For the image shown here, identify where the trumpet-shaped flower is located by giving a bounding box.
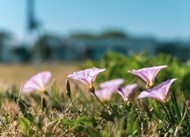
[22,71,52,92]
[138,78,177,102]
[100,79,124,89]
[67,67,105,89]
[128,65,167,88]
[117,83,138,102]
[94,88,113,101]
[92,79,124,101]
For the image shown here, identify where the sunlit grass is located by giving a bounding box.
[0,63,78,91]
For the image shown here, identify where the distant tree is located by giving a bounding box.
[99,31,127,39]
[156,42,178,54]
[156,42,190,61]
[0,31,11,61]
[34,34,60,61]
[0,31,11,41]
[69,31,128,40]
[12,47,31,63]
[69,33,96,40]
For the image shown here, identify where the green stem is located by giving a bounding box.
[92,92,109,111]
[69,97,81,114]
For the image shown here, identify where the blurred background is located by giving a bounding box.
[0,0,190,63]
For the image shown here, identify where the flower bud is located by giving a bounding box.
[41,96,47,111]
[66,79,71,98]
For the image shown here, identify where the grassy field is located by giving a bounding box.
[1,53,190,136]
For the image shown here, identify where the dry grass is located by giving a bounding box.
[0,63,79,91]
[0,62,84,136]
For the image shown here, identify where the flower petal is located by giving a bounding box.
[138,78,177,102]
[67,67,105,87]
[22,71,52,92]
[94,88,113,101]
[122,83,138,96]
[117,88,129,102]
[128,65,167,85]
[100,79,124,89]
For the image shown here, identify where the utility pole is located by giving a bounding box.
[27,0,39,32]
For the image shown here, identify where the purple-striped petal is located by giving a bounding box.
[117,83,138,102]
[128,65,167,88]
[138,78,177,102]
[67,67,105,88]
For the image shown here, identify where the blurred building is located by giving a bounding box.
[0,31,190,63]
[65,37,155,60]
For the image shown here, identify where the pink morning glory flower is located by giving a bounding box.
[138,78,177,103]
[100,79,124,90]
[22,71,52,92]
[67,67,105,89]
[94,88,113,101]
[117,83,138,102]
[91,79,124,101]
[128,65,167,88]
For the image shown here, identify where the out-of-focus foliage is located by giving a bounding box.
[83,51,190,99]
[69,30,127,40]
[70,33,96,40]
[98,31,127,39]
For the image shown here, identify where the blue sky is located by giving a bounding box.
[0,0,190,40]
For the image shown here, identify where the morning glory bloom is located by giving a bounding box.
[94,88,113,101]
[128,65,167,88]
[91,79,124,101]
[117,83,138,102]
[100,79,124,90]
[67,67,105,91]
[138,78,177,103]
[22,71,52,92]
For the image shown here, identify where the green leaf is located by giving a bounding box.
[126,107,137,135]
[85,126,101,137]
[1,117,8,125]
[51,79,59,98]
[59,118,75,128]
[171,92,182,123]
[76,116,94,127]
[19,117,31,134]
[150,100,163,119]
